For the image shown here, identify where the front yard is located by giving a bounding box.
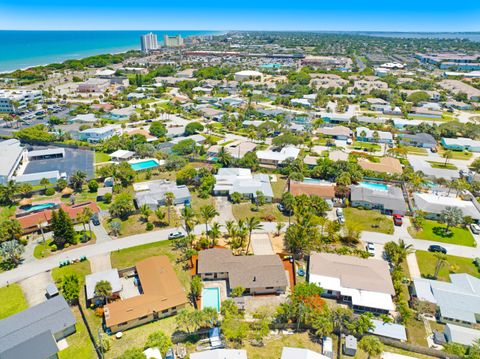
[344,208,394,234]
[232,203,288,222]
[438,148,472,160]
[416,250,480,281]
[427,161,458,170]
[350,141,381,152]
[408,219,476,247]
[0,284,28,319]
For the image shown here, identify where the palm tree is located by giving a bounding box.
[433,253,448,279]
[358,336,383,359]
[198,205,218,240]
[396,239,414,266]
[442,150,453,167]
[139,204,152,223]
[180,206,196,234]
[276,222,285,236]
[79,207,93,239]
[0,180,19,204]
[209,222,222,247]
[69,171,87,191]
[217,146,233,167]
[164,192,175,224]
[245,217,263,254]
[225,220,236,238]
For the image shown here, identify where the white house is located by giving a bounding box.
[234,70,263,81]
[413,192,480,221]
[213,168,273,201]
[256,146,300,166]
[79,126,116,143]
[356,127,393,143]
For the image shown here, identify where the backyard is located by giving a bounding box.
[408,219,476,247]
[415,250,480,282]
[344,208,394,234]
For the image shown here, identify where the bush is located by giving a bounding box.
[50,244,57,251]
[95,307,104,317]
[88,180,99,192]
[103,192,112,203]
[45,187,55,196]
[146,222,154,231]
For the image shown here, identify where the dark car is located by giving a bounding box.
[428,245,447,254]
[91,214,100,226]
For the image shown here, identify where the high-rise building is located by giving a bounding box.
[163,35,184,47]
[140,32,158,53]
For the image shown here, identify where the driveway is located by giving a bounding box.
[89,254,112,273]
[214,197,236,224]
[250,233,274,255]
[91,223,111,243]
[19,271,52,306]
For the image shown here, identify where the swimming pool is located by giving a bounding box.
[359,181,389,191]
[130,159,159,171]
[201,287,221,312]
[23,203,56,213]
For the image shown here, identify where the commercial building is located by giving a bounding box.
[163,34,184,47]
[140,32,158,53]
[256,146,300,166]
[197,248,288,295]
[351,184,407,215]
[0,296,76,359]
[213,168,273,201]
[0,139,26,185]
[77,78,110,93]
[309,252,396,314]
[134,179,191,209]
[104,256,188,333]
[234,70,263,81]
[413,192,480,221]
[0,89,42,113]
[411,274,480,327]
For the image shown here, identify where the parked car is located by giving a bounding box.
[430,147,438,153]
[393,214,403,226]
[428,245,447,254]
[470,223,480,234]
[91,214,100,226]
[168,231,185,240]
[165,348,175,359]
[336,208,344,217]
[337,216,345,225]
[366,242,375,256]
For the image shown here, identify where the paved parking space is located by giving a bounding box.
[251,233,274,255]
[214,197,236,224]
[19,271,52,306]
[89,254,112,273]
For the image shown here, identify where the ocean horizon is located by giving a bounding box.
[0,30,220,73]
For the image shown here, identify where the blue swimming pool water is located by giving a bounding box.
[359,181,389,191]
[130,159,159,171]
[24,203,56,212]
[202,287,221,312]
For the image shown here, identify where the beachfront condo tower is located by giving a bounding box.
[140,32,158,53]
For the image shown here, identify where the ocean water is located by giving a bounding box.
[0,30,218,73]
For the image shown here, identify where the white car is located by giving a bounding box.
[168,231,185,240]
[366,242,375,256]
[471,223,480,235]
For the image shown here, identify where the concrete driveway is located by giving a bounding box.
[251,233,274,255]
[19,271,52,306]
[214,197,236,224]
[89,254,112,273]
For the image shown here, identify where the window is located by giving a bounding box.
[162,309,169,314]
[266,287,274,290]
[139,315,149,320]
[119,322,128,326]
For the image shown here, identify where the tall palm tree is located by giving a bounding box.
[0,180,19,204]
[164,192,175,224]
[198,205,219,240]
[139,204,152,223]
[225,220,236,238]
[245,217,263,254]
[434,253,448,279]
[180,206,196,234]
[69,171,87,191]
[81,207,94,239]
[396,239,414,266]
[209,222,222,247]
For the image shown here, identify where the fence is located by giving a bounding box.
[378,336,459,359]
[76,303,103,359]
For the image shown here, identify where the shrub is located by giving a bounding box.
[95,307,104,317]
[103,192,112,203]
[45,187,55,196]
[146,222,154,231]
[88,180,99,192]
[261,214,276,222]
[50,244,57,251]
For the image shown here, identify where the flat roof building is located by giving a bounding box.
[134,179,191,209]
[0,139,26,185]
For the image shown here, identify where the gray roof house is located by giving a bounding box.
[85,269,122,301]
[213,168,273,200]
[350,184,407,215]
[197,248,288,295]
[398,133,437,149]
[411,273,480,326]
[445,323,480,346]
[134,179,191,209]
[0,295,76,359]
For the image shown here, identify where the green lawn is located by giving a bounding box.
[190,192,215,214]
[439,148,473,160]
[0,205,16,221]
[94,152,111,163]
[0,284,28,319]
[416,250,480,282]
[405,317,428,347]
[34,231,97,259]
[58,306,97,359]
[350,141,381,152]
[408,220,476,247]
[271,176,287,199]
[427,161,458,170]
[405,146,428,155]
[344,207,394,234]
[232,203,288,222]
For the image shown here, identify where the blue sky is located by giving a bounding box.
[1,0,479,31]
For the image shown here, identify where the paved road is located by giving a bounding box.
[0,222,279,287]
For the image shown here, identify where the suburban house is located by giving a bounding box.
[78,126,116,143]
[133,179,191,209]
[358,157,403,174]
[85,269,123,306]
[350,184,407,215]
[0,295,76,359]
[398,133,437,149]
[316,126,353,140]
[15,202,100,234]
[413,192,480,221]
[109,149,135,161]
[213,168,273,201]
[208,141,257,159]
[197,248,288,295]
[368,319,407,342]
[289,180,336,201]
[104,256,188,333]
[309,252,396,314]
[356,127,393,143]
[281,347,329,359]
[441,137,480,152]
[410,274,480,327]
[256,146,301,166]
[191,349,248,359]
[444,324,480,346]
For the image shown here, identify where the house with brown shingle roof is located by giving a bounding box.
[290,180,336,200]
[104,256,188,333]
[197,248,288,295]
[317,126,353,140]
[358,157,403,174]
